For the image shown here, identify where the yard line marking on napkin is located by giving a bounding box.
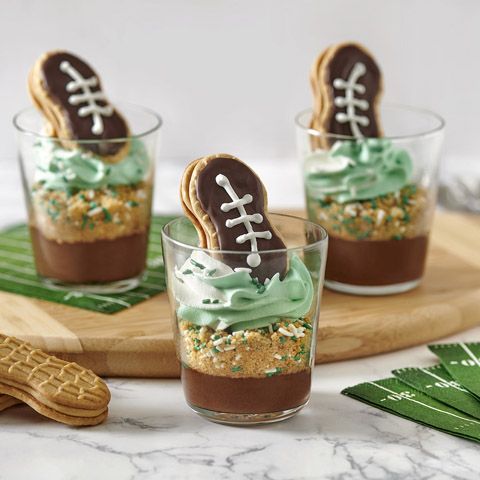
[60,292,132,308]
[0,264,142,307]
[144,271,164,278]
[0,262,37,275]
[368,382,480,424]
[0,238,32,249]
[122,291,150,299]
[0,251,33,263]
[2,232,29,241]
[140,281,163,289]
[0,232,31,241]
[419,368,468,392]
[77,293,131,308]
[459,343,480,367]
[0,272,132,308]
[0,272,58,291]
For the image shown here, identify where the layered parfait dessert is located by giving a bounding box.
[17,51,158,289]
[175,251,314,415]
[305,138,430,287]
[299,41,443,294]
[163,154,327,423]
[30,137,152,284]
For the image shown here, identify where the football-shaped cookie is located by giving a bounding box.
[311,42,383,141]
[29,51,129,161]
[181,154,288,283]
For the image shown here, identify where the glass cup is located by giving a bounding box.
[295,104,445,295]
[162,213,328,425]
[13,103,162,293]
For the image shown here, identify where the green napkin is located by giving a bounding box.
[429,343,480,399]
[392,365,480,420]
[0,215,175,314]
[342,377,480,443]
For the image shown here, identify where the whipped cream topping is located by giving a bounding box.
[305,138,413,203]
[173,251,314,331]
[34,137,150,190]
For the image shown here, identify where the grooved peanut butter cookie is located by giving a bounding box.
[29,51,129,162]
[180,154,288,282]
[180,158,208,248]
[0,393,20,412]
[311,42,383,142]
[0,333,110,426]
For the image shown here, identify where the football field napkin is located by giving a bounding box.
[0,215,174,314]
[429,343,480,399]
[342,377,480,443]
[343,343,480,443]
[392,364,480,420]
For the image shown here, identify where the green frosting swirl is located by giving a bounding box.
[174,252,314,331]
[305,139,413,203]
[34,137,150,190]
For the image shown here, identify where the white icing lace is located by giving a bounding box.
[215,174,272,269]
[59,60,114,135]
[333,62,369,138]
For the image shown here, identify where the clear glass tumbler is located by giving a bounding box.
[13,104,161,293]
[296,104,445,295]
[162,213,328,425]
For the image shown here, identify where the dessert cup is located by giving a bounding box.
[296,104,445,295]
[14,104,161,293]
[162,214,327,425]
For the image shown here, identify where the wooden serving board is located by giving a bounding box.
[0,211,479,378]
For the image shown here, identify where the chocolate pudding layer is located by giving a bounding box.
[177,318,314,414]
[31,227,148,283]
[29,179,152,283]
[182,366,311,414]
[327,235,429,286]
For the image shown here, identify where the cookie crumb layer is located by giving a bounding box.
[178,318,313,378]
[31,181,152,242]
[306,184,430,241]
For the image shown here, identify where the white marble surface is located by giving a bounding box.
[1,159,480,479]
[2,332,480,480]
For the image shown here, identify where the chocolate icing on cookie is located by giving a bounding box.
[316,43,382,139]
[195,157,287,282]
[40,52,128,156]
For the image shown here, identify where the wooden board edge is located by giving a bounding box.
[315,288,480,364]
